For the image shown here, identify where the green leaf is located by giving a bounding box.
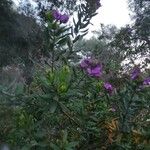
[50,143,60,150]
[21,145,30,150]
[55,27,71,37]
[56,37,68,46]
[49,101,58,113]
[67,141,78,148]
[15,83,24,95]
[51,22,58,30]
[35,131,46,139]
[62,130,68,143]
[46,12,53,22]
[30,140,38,146]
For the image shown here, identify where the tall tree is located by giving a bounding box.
[129,0,150,54]
[0,0,43,84]
[108,0,150,70]
[0,0,16,67]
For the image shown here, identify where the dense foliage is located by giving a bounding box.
[0,0,150,149]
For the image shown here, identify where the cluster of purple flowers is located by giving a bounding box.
[130,67,150,87]
[80,57,114,94]
[80,58,149,95]
[80,58,102,77]
[52,10,69,23]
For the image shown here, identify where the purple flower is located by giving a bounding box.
[60,14,69,23]
[104,82,113,93]
[137,77,150,91]
[80,57,103,78]
[80,58,92,69]
[52,10,61,21]
[87,65,102,77]
[52,10,69,24]
[143,77,150,85]
[130,67,141,80]
[96,0,101,9]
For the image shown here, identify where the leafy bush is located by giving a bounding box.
[0,2,150,150]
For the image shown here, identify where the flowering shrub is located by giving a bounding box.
[0,2,150,149]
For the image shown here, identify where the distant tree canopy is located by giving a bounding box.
[97,0,150,71]
[0,0,15,66]
[129,0,150,40]
[129,0,150,53]
[0,0,42,68]
[0,0,43,85]
[36,0,100,14]
[112,0,150,60]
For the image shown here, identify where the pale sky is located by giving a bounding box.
[86,0,131,37]
[92,0,131,27]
